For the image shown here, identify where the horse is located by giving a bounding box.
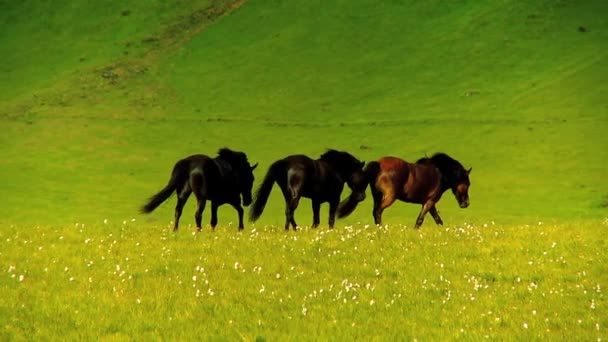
[140,148,258,231]
[361,153,471,228]
[249,150,367,230]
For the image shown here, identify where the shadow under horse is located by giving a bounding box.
[249,150,366,230]
[140,148,257,231]
[340,153,471,228]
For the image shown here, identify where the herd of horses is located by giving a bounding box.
[141,148,471,231]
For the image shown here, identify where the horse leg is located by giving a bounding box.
[210,202,219,230]
[328,198,339,229]
[282,175,302,231]
[287,196,300,230]
[374,187,396,226]
[174,185,191,231]
[190,172,207,231]
[429,206,443,226]
[371,187,384,225]
[311,200,321,228]
[194,198,206,231]
[229,199,245,230]
[282,192,300,230]
[415,201,435,229]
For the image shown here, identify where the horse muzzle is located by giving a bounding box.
[459,199,470,208]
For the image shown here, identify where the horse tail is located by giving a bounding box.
[364,160,381,189]
[140,162,186,213]
[337,165,372,219]
[249,160,282,222]
[337,190,365,218]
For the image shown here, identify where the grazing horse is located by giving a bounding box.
[364,153,471,228]
[249,150,366,230]
[140,148,257,231]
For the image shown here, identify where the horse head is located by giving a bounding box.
[430,153,471,208]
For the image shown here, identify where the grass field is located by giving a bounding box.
[0,0,606,339]
[1,221,606,340]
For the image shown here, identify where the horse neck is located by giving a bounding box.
[434,165,454,192]
[319,159,349,182]
[214,157,234,180]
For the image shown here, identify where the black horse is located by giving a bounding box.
[361,153,471,228]
[249,150,366,230]
[140,148,257,231]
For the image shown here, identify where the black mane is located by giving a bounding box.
[218,148,249,166]
[415,156,432,164]
[430,153,462,169]
[320,149,362,172]
[421,153,469,186]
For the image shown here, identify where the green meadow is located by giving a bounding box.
[0,0,606,339]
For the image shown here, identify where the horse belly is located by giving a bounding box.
[300,187,317,199]
[400,177,429,204]
[301,184,332,202]
[402,174,441,204]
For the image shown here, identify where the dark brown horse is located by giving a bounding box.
[360,153,471,228]
[249,150,366,230]
[140,148,257,231]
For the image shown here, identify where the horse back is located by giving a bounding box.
[280,154,341,199]
[177,154,214,175]
[281,155,315,169]
[375,156,442,204]
[376,157,410,187]
[179,154,212,166]
[269,155,311,189]
[179,154,229,195]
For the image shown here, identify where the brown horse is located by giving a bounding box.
[362,153,471,228]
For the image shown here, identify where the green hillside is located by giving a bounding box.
[1,2,607,340]
[0,0,606,226]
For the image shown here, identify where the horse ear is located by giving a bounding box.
[467,167,472,175]
[251,163,258,171]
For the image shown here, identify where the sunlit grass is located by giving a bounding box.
[1,220,605,340]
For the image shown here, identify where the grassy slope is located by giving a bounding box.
[1,2,607,340]
[0,0,606,226]
[160,0,608,226]
[1,1,160,102]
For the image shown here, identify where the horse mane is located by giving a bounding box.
[217,148,249,166]
[415,153,459,166]
[419,153,468,185]
[430,153,462,169]
[320,149,362,171]
[415,156,432,164]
